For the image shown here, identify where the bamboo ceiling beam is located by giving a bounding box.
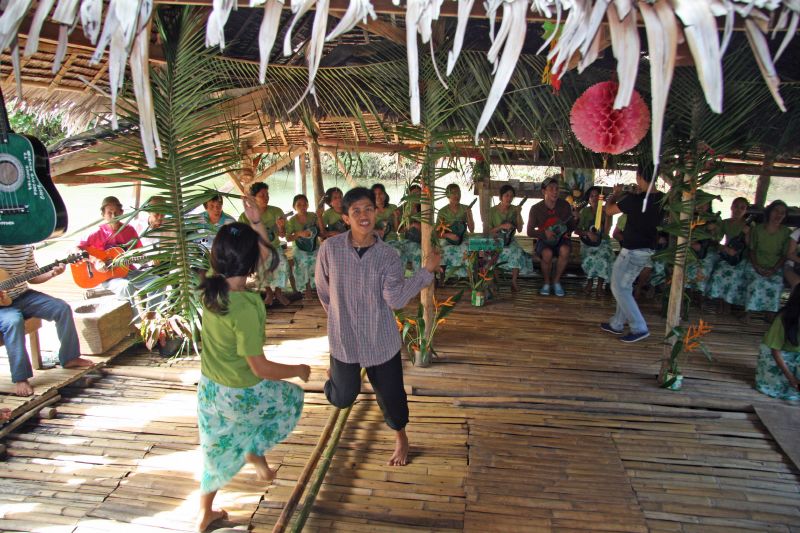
[254,146,308,184]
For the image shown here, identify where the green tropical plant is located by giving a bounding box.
[661,319,713,390]
[394,289,464,366]
[103,7,244,352]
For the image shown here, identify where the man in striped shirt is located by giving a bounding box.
[0,245,93,396]
[316,187,441,466]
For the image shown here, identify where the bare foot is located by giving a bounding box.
[246,453,277,482]
[263,292,274,306]
[196,508,228,532]
[276,292,291,306]
[388,429,409,466]
[14,380,33,397]
[583,282,592,294]
[511,282,519,293]
[63,357,94,369]
[0,408,11,422]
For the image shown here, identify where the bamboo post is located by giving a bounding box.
[478,167,491,232]
[308,139,324,208]
[300,155,308,196]
[661,166,693,381]
[753,154,774,208]
[419,146,435,365]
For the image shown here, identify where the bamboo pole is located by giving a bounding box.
[272,369,366,533]
[308,139,324,208]
[661,167,692,381]
[753,154,774,208]
[289,399,355,532]
[419,145,435,366]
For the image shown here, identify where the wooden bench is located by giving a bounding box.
[0,317,43,370]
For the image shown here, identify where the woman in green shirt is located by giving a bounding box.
[394,183,423,273]
[756,285,800,400]
[487,185,528,292]
[744,200,791,313]
[285,194,319,298]
[707,197,752,307]
[238,182,291,306]
[576,186,614,294]
[318,187,348,240]
[436,183,474,279]
[685,196,722,295]
[371,183,399,241]
[196,204,310,532]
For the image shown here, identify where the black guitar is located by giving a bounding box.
[0,87,68,245]
[444,220,468,246]
[495,206,520,246]
[326,219,348,235]
[719,216,754,266]
[295,224,319,253]
[376,217,394,241]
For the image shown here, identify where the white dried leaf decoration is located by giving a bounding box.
[0,0,797,172]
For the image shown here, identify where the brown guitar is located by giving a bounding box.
[0,251,88,306]
[70,247,147,289]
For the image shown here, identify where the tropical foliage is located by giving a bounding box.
[395,290,464,366]
[661,320,713,389]
[108,7,244,351]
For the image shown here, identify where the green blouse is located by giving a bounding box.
[750,223,791,269]
[719,218,747,243]
[578,205,607,235]
[322,208,346,232]
[239,205,284,247]
[437,204,469,225]
[201,291,265,388]
[763,314,800,352]
[286,212,318,236]
[376,204,399,241]
[488,205,522,231]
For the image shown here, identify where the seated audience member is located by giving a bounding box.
[576,186,614,294]
[756,284,800,401]
[395,184,423,272]
[239,182,291,306]
[742,200,791,315]
[318,187,347,240]
[436,184,474,279]
[78,196,161,313]
[285,194,319,298]
[195,193,236,253]
[527,176,576,297]
[371,183,400,242]
[684,196,721,297]
[706,197,752,309]
[488,184,526,292]
[0,245,93,396]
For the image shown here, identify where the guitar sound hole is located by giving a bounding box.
[0,158,22,192]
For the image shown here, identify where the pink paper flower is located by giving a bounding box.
[570,81,650,155]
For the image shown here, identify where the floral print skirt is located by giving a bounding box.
[440,239,468,278]
[685,253,719,293]
[744,263,785,312]
[706,259,748,305]
[256,247,291,291]
[197,375,304,494]
[756,344,800,401]
[498,240,534,276]
[580,240,615,281]
[389,239,422,273]
[291,247,318,290]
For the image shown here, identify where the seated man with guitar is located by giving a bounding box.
[487,184,526,292]
[75,196,162,316]
[0,245,93,396]
[286,194,319,299]
[527,176,576,297]
[436,184,474,279]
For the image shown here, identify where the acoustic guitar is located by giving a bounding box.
[0,87,68,245]
[0,251,87,306]
[70,247,148,289]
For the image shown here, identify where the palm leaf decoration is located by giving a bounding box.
[103,7,244,351]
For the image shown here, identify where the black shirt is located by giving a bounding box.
[618,191,665,250]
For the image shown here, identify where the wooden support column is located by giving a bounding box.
[334,154,357,187]
[754,155,774,208]
[661,169,691,381]
[300,155,308,196]
[418,146,435,366]
[477,167,491,231]
[308,139,324,208]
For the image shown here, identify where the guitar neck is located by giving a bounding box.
[110,255,147,267]
[0,85,9,144]
[0,261,59,291]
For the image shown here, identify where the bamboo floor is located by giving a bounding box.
[1,278,799,532]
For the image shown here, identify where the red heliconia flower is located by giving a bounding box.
[570,81,650,155]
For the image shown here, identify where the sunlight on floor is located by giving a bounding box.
[73,392,196,432]
[267,335,329,364]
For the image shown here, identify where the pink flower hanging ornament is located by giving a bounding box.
[570,81,651,155]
